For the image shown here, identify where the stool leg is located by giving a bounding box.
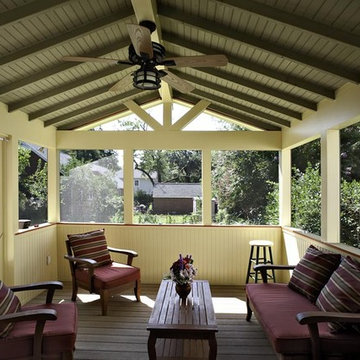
[255,246,260,283]
[268,247,276,282]
[246,246,254,284]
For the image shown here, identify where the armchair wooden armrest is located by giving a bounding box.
[253,264,296,283]
[64,254,97,267]
[297,311,360,325]
[296,311,360,360]
[10,281,63,304]
[108,247,138,265]
[0,308,57,325]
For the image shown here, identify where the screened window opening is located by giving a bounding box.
[60,150,124,223]
[212,150,279,225]
[133,150,202,224]
[340,121,360,248]
[18,141,48,228]
[291,139,321,235]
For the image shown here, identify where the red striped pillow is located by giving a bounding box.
[68,229,112,266]
[316,256,360,333]
[0,281,21,337]
[288,245,341,303]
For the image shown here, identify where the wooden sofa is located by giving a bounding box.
[246,264,360,360]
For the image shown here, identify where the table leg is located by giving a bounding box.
[148,332,157,360]
[208,333,217,360]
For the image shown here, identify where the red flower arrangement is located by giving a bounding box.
[168,254,197,285]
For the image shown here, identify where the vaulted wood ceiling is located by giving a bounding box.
[0,0,359,131]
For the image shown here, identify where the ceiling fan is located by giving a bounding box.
[62,20,228,93]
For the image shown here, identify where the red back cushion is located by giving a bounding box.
[67,229,112,266]
[316,256,360,333]
[288,245,341,303]
[0,281,21,337]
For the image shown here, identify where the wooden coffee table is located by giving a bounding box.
[147,280,218,359]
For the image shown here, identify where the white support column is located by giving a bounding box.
[279,149,291,226]
[4,135,17,284]
[202,149,212,225]
[321,130,340,242]
[47,147,59,223]
[123,148,134,224]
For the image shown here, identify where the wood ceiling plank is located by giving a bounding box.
[218,0,360,49]
[7,65,133,111]
[193,89,291,127]
[174,92,280,131]
[171,69,302,120]
[193,67,317,111]
[0,0,70,28]
[159,6,360,82]
[162,32,335,99]
[28,84,111,120]
[0,9,133,66]
[0,39,130,95]
[58,92,160,130]
[44,88,141,127]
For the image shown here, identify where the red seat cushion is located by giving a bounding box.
[75,262,140,290]
[246,283,360,356]
[0,302,77,359]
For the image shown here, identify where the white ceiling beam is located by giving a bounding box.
[125,100,163,131]
[170,99,211,131]
[131,0,173,102]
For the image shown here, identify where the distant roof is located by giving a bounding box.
[153,183,202,198]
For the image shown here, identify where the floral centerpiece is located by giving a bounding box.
[169,254,197,285]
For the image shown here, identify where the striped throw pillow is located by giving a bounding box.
[288,245,341,303]
[0,281,21,337]
[316,256,360,333]
[68,229,112,266]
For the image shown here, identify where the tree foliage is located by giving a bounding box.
[18,144,48,224]
[134,150,202,183]
[212,150,278,224]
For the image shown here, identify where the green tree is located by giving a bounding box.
[212,150,278,224]
[18,144,48,224]
[291,163,321,235]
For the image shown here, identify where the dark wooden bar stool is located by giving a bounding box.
[245,240,276,283]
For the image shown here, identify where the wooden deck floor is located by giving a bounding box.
[31,282,277,360]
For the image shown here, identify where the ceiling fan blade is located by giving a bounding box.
[127,24,153,59]
[108,74,133,92]
[162,54,228,68]
[62,56,132,65]
[161,71,195,93]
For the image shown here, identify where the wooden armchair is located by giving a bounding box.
[64,229,141,315]
[0,280,77,360]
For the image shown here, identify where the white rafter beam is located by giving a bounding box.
[171,99,211,131]
[124,100,162,131]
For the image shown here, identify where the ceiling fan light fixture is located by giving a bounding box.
[133,66,161,90]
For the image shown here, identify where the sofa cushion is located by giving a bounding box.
[288,245,341,303]
[68,228,112,267]
[0,302,77,359]
[75,262,140,290]
[316,256,360,333]
[0,281,21,338]
[246,283,360,356]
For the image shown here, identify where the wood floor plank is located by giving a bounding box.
[28,282,277,360]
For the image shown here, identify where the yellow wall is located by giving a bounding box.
[57,223,282,285]
[14,225,58,303]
